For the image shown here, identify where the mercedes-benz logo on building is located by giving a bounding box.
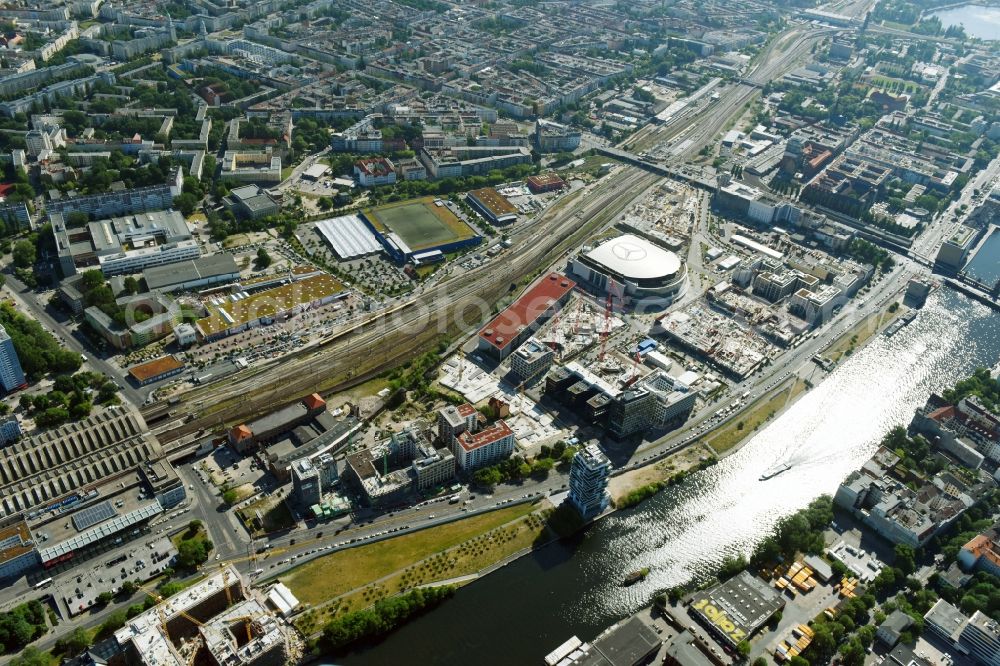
[611,240,647,262]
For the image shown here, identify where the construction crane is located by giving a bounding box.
[138,580,205,644]
[598,290,613,362]
[547,308,561,352]
[222,566,233,608]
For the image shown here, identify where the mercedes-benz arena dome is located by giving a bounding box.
[570,233,687,306]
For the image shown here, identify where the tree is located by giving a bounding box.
[736,640,751,658]
[255,248,272,269]
[894,543,916,575]
[10,647,49,666]
[222,488,239,505]
[11,240,35,269]
[119,580,138,597]
[173,192,199,216]
[95,591,114,605]
[472,466,502,489]
[122,276,139,295]
[55,626,91,655]
[176,538,212,568]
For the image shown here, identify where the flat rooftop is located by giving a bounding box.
[479,273,575,351]
[689,571,784,645]
[143,254,239,291]
[468,187,517,216]
[128,355,185,383]
[196,273,344,337]
[527,173,565,188]
[0,520,34,566]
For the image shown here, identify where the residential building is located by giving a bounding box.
[437,403,478,445]
[0,415,21,444]
[959,529,1000,577]
[453,420,515,471]
[568,444,611,520]
[835,447,987,547]
[535,119,581,153]
[411,443,456,490]
[876,610,914,648]
[419,145,531,179]
[0,324,26,393]
[46,167,182,219]
[510,337,555,383]
[354,157,396,187]
[221,149,281,184]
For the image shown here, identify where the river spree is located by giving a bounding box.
[929,4,1000,40]
[340,289,1000,665]
[965,229,1000,288]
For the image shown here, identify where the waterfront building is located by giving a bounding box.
[568,444,611,520]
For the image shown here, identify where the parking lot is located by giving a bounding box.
[54,536,177,617]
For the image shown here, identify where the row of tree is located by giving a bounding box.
[320,586,455,651]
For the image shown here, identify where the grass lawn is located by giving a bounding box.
[826,305,900,363]
[283,503,536,607]
[291,503,549,637]
[239,499,296,536]
[171,524,206,549]
[365,197,475,250]
[704,379,808,455]
[608,442,715,502]
[281,166,294,180]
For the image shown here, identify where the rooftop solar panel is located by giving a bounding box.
[72,501,117,532]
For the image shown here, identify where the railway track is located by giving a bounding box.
[154,167,659,445]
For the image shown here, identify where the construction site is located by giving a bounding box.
[615,180,703,249]
[655,298,778,380]
[110,566,304,666]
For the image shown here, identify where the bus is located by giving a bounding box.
[34,578,53,590]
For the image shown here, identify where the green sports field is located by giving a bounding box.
[364,197,477,252]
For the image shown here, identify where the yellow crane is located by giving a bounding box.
[137,580,206,644]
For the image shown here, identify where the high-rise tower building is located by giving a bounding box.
[0,324,25,393]
[568,444,611,520]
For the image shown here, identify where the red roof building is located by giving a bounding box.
[453,420,515,470]
[303,393,326,411]
[477,272,575,360]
